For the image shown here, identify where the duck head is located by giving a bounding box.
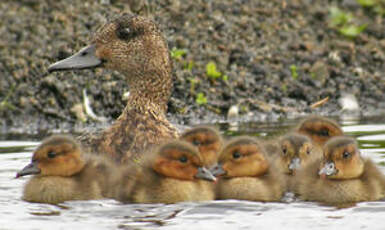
[48,14,172,109]
[211,136,269,178]
[296,115,343,146]
[276,133,313,175]
[16,135,85,178]
[318,137,364,180]
[152,140,216,182]
[180,126,223,168]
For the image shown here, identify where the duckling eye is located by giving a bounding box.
[282,147,287,155]
[232,152,241,159]
[319,129,329,137]
[47,151,56,158]
[342,151,351,159]
[116,27,132,40]
[179,156,188,163]
[192,139,201,146]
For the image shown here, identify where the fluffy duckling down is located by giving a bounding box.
[274,133,321,191]
[295,115,343,147]
[180,126,223,168]
[117,140,216,204]
[211,136,284,202]
[294,136,385,206]
[16,135,120,204]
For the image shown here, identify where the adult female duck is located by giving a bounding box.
[48,14,178,162]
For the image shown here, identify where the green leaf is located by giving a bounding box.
[290,65,299,80]
[196,92,207,105]
[222,75,229,81]
[329,7,352,27]
[356,0,376,7]
[206,61,222,79]
[339,24,367,38]
[171,48,187,60]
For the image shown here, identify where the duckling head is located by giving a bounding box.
[151,140,216,182]
[48,14,172,108]
[211,136,269,178]
[276,133,313,175]
[296,115,343,146]
[180,126,223,167]
[318,136,364,180]
[16,135,85,178]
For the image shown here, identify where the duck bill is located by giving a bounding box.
[48,44,102,72]
[210,163,226,177]
[195,167,217,182]
[16,162,41,178]
[318,162,337,178]
[288,157,301,171]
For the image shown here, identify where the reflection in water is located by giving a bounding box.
[1,118,385,229]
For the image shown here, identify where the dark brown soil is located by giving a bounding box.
[1,0,384,137]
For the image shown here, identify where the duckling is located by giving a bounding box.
[274,133,321,191]
[180,126,223,168]
[16,135,120,204]
[294,115,343,147]
[295,136,385,206]
[48,14,178,162]
[117,140,216,204]
[211,136,284,202]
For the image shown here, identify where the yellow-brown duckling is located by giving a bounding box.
[117,140,216,204]
[16,135,120,204]
[295,136,385,206]
[295,115,343,147]
[274,133,321,191]
[180,126,223,168]
[211,136,284,202]
[48,14,178,162]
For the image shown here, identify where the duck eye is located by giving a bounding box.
[319,129,329,137]
[342,151,351,159]
[47,151,56,158]
[179,156,188,163]
[192,139,201,146]
[282,147,287,155]
[116,27,131,40]
[232,152,241,159]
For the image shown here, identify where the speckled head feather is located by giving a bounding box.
[280,133,312,155]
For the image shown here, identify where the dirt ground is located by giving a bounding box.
[0,0,384,137]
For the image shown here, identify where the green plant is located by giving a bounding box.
[206,61,222,79]
[195,92,207,105]
[170,48,187,60]
[290,65,299,80]
[328,6,367,38]
[356,0,385,15]
[184,60,194,71]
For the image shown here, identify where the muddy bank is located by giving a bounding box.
[0,0,384,136]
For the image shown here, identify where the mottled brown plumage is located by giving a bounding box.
[180,126,223,168]
[17,135,120,204]
[48,14,178,162]
[212,136,284,202]
[116,140,216,204]
[295,115,343,147]
[294,136,385,207]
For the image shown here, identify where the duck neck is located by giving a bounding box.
[123,68,172,115]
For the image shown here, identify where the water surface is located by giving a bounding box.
[1,117,385,230]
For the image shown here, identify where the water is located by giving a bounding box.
[1,117,385,230]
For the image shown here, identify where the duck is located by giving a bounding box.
[16,135,121,204]
[116,140,216,204]
[294,136,385,206]
[211,136,284,202]
[273,133,321,192]
[48,14,178,162]
[294,115,343,147]
[179,126,223,168]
